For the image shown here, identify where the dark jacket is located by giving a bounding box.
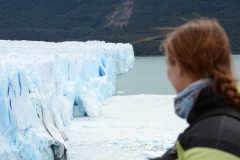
[152,87,240,160]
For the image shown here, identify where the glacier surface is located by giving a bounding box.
[0,40,134,159]
[67,95,187,160]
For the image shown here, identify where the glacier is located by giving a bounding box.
[0,40,134,159]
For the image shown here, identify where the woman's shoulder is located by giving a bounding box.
[180,114,240,157]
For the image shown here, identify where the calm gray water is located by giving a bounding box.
[115,55,240,95]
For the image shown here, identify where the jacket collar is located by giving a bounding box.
[187,86,240,124]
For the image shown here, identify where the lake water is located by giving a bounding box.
[115,55,240,96]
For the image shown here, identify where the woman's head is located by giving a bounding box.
[163,18,240,108]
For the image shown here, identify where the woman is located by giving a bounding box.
[153,18,240,160]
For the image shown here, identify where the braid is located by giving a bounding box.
[212,66,240,108]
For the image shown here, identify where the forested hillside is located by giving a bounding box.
[0,0,239,55]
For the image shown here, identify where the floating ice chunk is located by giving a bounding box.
[117,91,124,94]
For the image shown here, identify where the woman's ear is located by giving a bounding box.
[173,58,182,76]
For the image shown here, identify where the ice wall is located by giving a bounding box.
[0,40,134,159]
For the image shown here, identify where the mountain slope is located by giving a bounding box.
[0,0,239,55]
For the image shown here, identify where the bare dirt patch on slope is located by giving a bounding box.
[105,0,135,28]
